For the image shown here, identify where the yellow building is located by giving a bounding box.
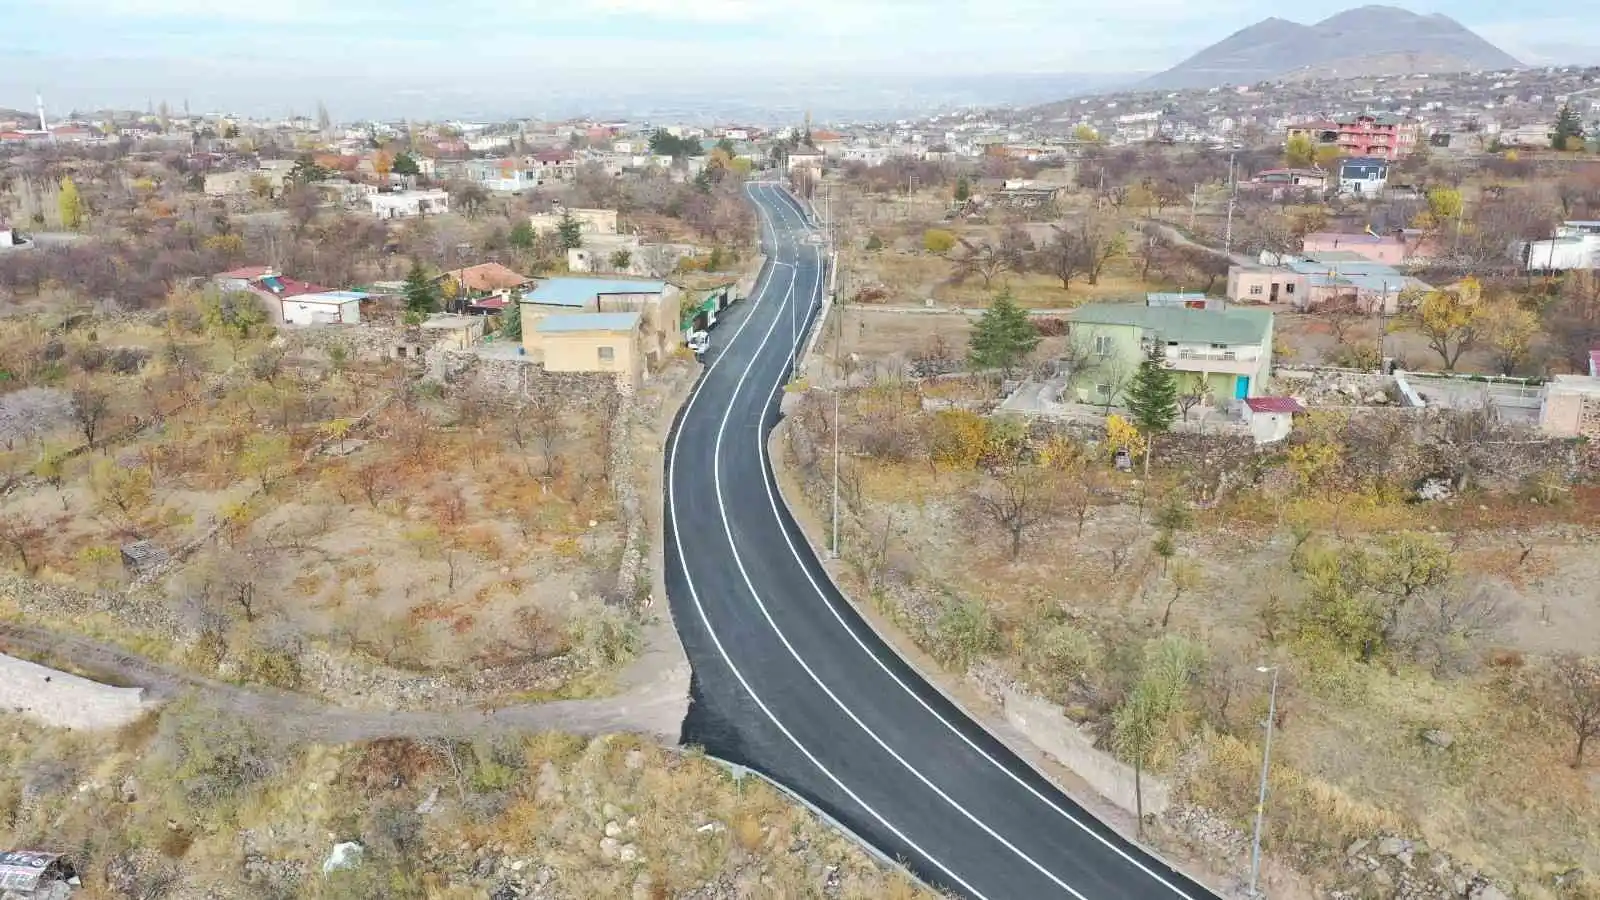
[527,312,644,389]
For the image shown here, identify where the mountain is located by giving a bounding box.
[1141,5,1522,90]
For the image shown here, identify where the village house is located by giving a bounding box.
[1063,303,1276,410]
[212,267,338,323]
[1517,221,1600,271]
[1338,157,1390,198]
[436,262,534,313]
[279,291,368,326]
[518,277,683,388]
[1241,167,1328,200]
[1301,229,1438,266]
[368,189,450,219]
[1286,112,1420,160]
[1227,254,1425,314]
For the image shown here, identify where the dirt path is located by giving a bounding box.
[0,619,686,743]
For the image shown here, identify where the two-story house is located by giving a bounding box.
[1063,303,1275,410]
[1338,157,1389,198]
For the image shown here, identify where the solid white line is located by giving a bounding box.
[709,188,1089,899]
[749,189,1211,898]
[665,185,993,900]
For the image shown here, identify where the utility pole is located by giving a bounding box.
[1224,151,1238,256]
[1248,665,1280,898]
[831,389,840,559]
[1189,182,1200,231]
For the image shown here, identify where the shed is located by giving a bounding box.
[119,540,170,574]
[1243,396,1305,444]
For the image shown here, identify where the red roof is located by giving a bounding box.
[249,275,331,298]
[534,149,574,164]
[470,296,510,310]
[219,266,272,280]
[1246,397,1306,415]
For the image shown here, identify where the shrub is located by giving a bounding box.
[159,699,285,808]
[922,229,957,255]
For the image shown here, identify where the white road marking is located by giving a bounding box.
[664,184,994,900]
[750,184,1211,899]
[711,187,1091,899]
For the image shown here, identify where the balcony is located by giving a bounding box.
[1163,346,1261,376]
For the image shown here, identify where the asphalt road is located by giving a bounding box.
[663,182,1223,900]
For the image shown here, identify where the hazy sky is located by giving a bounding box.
[1,0,1596,117]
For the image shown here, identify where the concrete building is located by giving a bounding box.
[1538,375,1600,439]
[368,189,450,219]
[1517,221,1600,271]
[1228,253,1424,314]
[280,290,367,325]
[1286,112,1419,160]
[1242,396,1305,444]
[1338,157,1390,198]
[1063,303,1275,409]
[529,312,646,387]
[519,276,681,378]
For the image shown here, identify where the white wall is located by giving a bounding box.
[283,300,359,325]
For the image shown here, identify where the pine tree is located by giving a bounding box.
[967,290,1040,377]
[403,260,438,315]
[954,175,971,203]
[500,290,523,340]
[557,212,583,250]
[1126,340,1179,439]
[1553,105,1586,151]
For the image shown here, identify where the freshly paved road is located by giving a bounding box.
[663,182,1223,900]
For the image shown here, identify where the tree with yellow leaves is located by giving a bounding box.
[1477,296,1540,375]
[58,177,84,230]
[1415,277,1483,371]
[1105,414,1147,463]
[1285,134,1315,168]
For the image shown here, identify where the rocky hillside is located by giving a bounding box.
[1142,5,1522,90]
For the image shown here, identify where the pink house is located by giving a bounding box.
[1300,231,1437,266]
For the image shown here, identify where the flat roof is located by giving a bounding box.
[287,291,368,303]
[1068,302,1272,346]
[534,311,641,333]
[525,277,668,308]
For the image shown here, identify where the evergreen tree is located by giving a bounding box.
[556,212,583,250]
[1126,341,1179,473]
[500,290,523,340]
[403,260,438,314]
[966,290,1040,377]
[1553,105,1587,151]
[508,220,536,250]
[391,152,421,177]
[954,175,971,203]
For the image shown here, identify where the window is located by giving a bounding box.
[1285,283,1295,294]
[1096,383,1111,397]
[598,346,616,363]
[1249,285,1264,296]
[1093,335,1113,357]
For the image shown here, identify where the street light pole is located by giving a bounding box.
[1248,665,1280,898]
[831,389,840,558]
[1224,151,1237,256]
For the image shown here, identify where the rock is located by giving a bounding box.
[618,844,640,863]
[599,837,621,860]
[1471,884,1510,900]
[510,860,525,872]
[1422,729,1454,750]
[416,786,440,815]
[604,821,623,838]
[1376,836,1410,857]
[1417,478,1454,502]
[697,822,726,835]
[1397,850,1414,869]
[118,775,139,803]
[624,749,646,771]
[472,856,498,878]
[535,762,562,804]
[1346,838,1371,858]
[322,842,364,875]
[602,803,622,820]
[625,816,638,831]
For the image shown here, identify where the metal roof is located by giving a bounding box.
[525,277,668,307]
[534,312,641,333]
[1068,303,1273,346]
[1246,396,1306,414]
[287,291,367,304]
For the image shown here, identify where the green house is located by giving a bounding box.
[1063,303,1274,409]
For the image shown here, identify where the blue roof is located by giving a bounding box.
[534,312,641,333]
[525,277,668,307]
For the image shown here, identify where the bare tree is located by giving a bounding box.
[1396,581,1510,676]
[526,393,565,490]
[1319,295,1365,346]
[1177,380,1209,422]
[1161,561,1202,629]
[1550,655,1600,768]
[972,458,1060,560]
[0,515,47,574]
[1039,226,1087,290]
[70,380,112,448]
[954,237,1021,288]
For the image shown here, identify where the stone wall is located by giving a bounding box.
[429,351,620,408]
[279,323,454,363]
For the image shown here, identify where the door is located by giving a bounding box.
[1269,283,1279,303]
[1235,376,1250,400]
